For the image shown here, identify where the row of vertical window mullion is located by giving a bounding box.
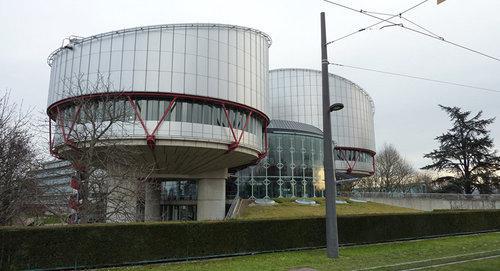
[62,46,69,97]
[147,99,259,132]
[65,98,264,137]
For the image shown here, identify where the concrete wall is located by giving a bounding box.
[144,181,161,221]
[358,193,499,211]
[106,176,140,223]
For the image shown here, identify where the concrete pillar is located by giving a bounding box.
[197,169,228,221]
[106,176,138,223]
[144,181,161,221]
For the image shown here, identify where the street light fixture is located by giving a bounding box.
[329,103,344,112]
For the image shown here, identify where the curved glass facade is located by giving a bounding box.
[235,120,325,199]
[52,97,265,149]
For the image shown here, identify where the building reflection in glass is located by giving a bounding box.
[235,120,324,199]
[159,179,197,221]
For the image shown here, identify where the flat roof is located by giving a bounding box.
[268,119,323,137]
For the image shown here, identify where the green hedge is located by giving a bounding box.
[1,210,499,270]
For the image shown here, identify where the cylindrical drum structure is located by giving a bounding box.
[47,24,271,174]
[235,120,325,199]
[268,68,376,176]
[46,23,271,221]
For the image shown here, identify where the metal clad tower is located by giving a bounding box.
[268,68,376,176]
[47,24,272,221]
[234,68,376,199]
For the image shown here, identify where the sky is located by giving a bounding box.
[0,0,499,169]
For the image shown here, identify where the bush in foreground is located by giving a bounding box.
[0,210,499,270]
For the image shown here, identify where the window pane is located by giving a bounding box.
[229,109,236,128]
[123,100,134,121]
[249,116,254,133]
[213,106,220,126]
[137,100,147,120]
[103,100,114,121]
[164,99,173,121]
[203,104,212,125]
[192,103,202,124]
[184,102,192,122]
[147,100,159,120]
[114,100,124,121]
[175,101,183,122]
[222,108,228,127]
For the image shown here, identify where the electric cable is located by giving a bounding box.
[322,0,500,62]
[363,10,443,39]
[324,0,429,45]
[397,24,500,62]
[399,16,442,39]
[330,62,500,94]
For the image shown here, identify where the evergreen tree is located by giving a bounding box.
[422,105,500,194]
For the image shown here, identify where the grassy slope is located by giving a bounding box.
[238,198,421,220]
[111,232,500,271]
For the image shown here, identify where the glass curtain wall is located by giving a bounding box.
[53,98,266,148]
[236,131,324,199]
[159,179,197,221]
[58,98,265,135]
[235,132,375,199]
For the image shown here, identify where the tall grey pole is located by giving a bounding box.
[321,11,339,258]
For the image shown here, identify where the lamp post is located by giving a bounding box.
[321,11,345,259]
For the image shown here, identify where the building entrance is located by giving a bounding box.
[159,179,197,221]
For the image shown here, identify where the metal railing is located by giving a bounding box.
[225,196,242,220]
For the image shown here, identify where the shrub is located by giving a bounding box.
[1,210,499,270]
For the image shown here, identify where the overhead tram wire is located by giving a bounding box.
[399,17,442,39]
[397,24,500,62]
[330,62,500,94]
[361,10,442,39]
[323,0,429,45]
[322,0,500,62]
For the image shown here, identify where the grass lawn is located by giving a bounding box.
[238,198,421,220]
[108,232,500,271]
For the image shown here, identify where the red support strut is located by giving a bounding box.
[222,105,254,152]
[335,147,376,175]
[54,106,80,152]
[127,96,177,150]
[48,92,270,158]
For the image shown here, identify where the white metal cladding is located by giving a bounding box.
[268,68,376,154]
[47,23,271,114]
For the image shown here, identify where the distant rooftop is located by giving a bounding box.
[268,119,323,137]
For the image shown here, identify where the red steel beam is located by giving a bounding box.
[222,104,238,143]
[55,106,67,141]
[66,105,82,138]
[237,111,252,144]
[127,96,150,136]
[47,91,269,124]
[49,92,269,153]
[335,146,376,156]
[151,97,177,136]
[334,146,376,175]
[48,117,53,151]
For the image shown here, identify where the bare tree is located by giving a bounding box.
[0,91,41,226]
[354,175,378,192]
[412,171,435,193]
[356,144,415,192]
[50,75,153,223]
